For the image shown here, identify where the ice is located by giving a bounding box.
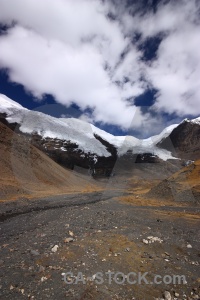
[0,94,188,161]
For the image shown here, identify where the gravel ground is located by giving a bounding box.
[0,192,200,300]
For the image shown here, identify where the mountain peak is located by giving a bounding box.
[191,117,200,125]
[183,117,200,125]
[0,94,26,115]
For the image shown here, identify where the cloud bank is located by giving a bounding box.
[0,0,199,131]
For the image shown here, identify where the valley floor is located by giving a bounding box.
[0,192,199,300]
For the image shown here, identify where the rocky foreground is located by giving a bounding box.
[0,192,199,300]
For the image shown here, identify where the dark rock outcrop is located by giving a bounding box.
[158,120,200,160]
[0,113,189,179]
[1,113,167,178]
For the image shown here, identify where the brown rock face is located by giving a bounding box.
[1,113,167,178]
[145,160,200,204]
[0,121,98,200]
[158,120,200,160]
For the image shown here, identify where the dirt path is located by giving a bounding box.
[0,193,199,299]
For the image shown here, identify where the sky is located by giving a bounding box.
[0,0,199,138]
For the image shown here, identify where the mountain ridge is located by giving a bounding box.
[0,94,200,177]
[0,121,98,201]
[0,94,178,157]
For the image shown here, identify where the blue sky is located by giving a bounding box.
[0,0,199,138]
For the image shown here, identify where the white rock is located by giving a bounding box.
[187,244,192,248]
[64,238,74,243]
[41,276,48,282]
[147,236,163,243]
[174,293,179,297]
[51,245,59,253]
[164,291,172,300]
[142,239,149,244]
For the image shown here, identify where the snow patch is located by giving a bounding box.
[60,147,67,152]
[144,124,179,145]
[93,155,98,164]
[191,117,200,125]
[5,110,111,157]
[0,94,26,115]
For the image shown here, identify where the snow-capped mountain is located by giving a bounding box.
[0,94,176,158]
[186,117,200,125]
[158,117,200,160]
[0,94,199,176]
[0,94,26,114]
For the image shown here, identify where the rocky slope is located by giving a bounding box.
[0,122,98,201]
[146,160,200,204]
[0,94,178,177]
[0,192,199,300]
[158,118,200,160]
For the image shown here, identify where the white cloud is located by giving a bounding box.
[140,0,200,116]
[0,0,146,129]
[0,0,199,134]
